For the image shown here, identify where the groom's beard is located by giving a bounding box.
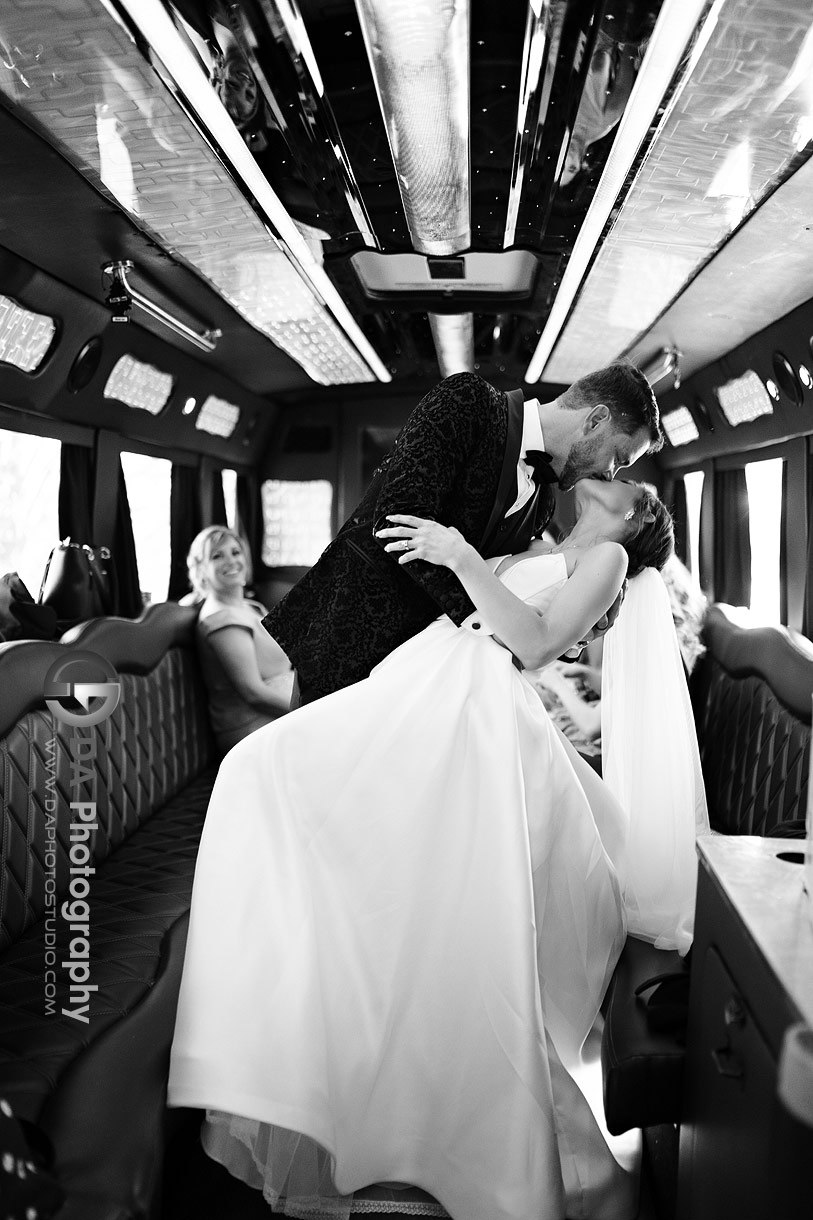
[556,433,606,491]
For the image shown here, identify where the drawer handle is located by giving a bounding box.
[724,995,746,1027]
[712,1045,744,1079]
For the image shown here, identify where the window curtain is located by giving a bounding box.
[210,469,227,528]
[779,459,788,626]
[236,473,263,572]
[169,464,203,600]
[114,464,144,618]
[800,451,805,639]
[671,478,688,567]
[713,467,751,606]
[60,444,141,617]
[58,444,95,543]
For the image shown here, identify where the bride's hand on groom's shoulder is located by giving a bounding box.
[376,515,473,571]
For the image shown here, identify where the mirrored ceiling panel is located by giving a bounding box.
[0,0,389,385]
[541,0,813,383]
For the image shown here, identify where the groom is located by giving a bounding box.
[263,364,662,704]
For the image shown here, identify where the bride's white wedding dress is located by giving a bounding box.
[169,553,706,1220]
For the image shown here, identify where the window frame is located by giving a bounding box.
[714,438,806,631]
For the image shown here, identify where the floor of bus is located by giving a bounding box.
[161,1032,660,1219]
[162,1114,659,1219]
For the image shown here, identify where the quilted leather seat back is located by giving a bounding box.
[691,606,813,835]
[0,604,214,949]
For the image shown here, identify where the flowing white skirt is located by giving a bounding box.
[169,616,635,1220]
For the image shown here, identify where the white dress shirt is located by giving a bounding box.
[505,398,545,517]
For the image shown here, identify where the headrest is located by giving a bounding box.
[0,602,201,738]
[703,604,813,723]
[59,601,199,667]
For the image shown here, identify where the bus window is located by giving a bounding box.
[683,469,705,582]
[745,457,783,625]
[0,428,60,595]
[261,480,332,567]
[222,468,237,532]
[121,451,171,605]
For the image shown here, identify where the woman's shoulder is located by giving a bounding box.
[572,540,628,578]
[244,598,269,617]
[197,601,263,636]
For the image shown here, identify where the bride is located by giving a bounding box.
[168,477,708,1220]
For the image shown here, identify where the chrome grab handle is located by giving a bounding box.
[713,993,746,1078]
[712,1045,745,1078]
[724,995,746,1027]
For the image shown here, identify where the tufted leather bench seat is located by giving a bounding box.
[600,604,813,1209]
[0,603,216,1219]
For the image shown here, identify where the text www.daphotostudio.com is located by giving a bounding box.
[42,651,122,1023]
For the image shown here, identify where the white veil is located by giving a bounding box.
[601,567,710,955]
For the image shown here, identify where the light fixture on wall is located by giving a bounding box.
[104,353,174,414]
[102,261,222,353]
[640,345,682,390]
[715,369,775,426]
[195,395,241,438]
[0,292,57,371]
[660,405,699,447]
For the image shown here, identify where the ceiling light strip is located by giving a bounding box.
[428,313,474,378]
[524,0,716,382]
[354,0,471,257]
[504,1,553,248]
[103,0,390,383]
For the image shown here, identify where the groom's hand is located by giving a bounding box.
[560,579,627,659]
[600,579,627,633]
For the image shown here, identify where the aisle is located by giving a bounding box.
[162,1112,447,1219]
[161,1033,657,1220]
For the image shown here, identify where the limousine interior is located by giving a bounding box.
[1,1,812,1219]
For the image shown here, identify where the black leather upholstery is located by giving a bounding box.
[602,605,813,1136]
[0,603,216,1218]
[692,605,813,834]
[601,938,688,1136]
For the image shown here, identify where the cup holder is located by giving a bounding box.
[776,851,805,865]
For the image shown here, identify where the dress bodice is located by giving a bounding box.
[493,551,568,612]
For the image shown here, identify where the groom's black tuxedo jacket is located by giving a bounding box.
[263,373,556,702]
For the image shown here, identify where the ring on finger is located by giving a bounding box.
[400,539,411,551]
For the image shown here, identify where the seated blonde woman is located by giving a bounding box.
[187,526,294,754]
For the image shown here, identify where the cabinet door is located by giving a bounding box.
[678,946,776,1220]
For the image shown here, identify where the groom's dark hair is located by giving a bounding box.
[565,361,664,452]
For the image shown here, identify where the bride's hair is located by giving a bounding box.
[623,485,674,578]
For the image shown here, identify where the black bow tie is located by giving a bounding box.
[523,450,559,485]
